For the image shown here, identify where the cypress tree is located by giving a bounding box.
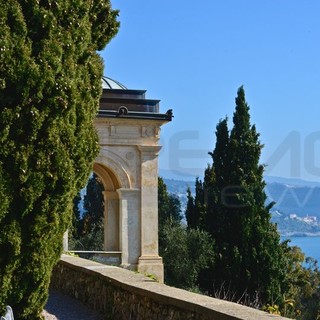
[81,173,105,250]
[185,187,196,228]
[185,178,206,230]
[0,1,119,319]
[158,177,182,246]
[188,87,287,305]
[83,174,104,233]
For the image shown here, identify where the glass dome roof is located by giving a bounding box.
[102,76,127,90]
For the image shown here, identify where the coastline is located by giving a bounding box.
[280,232,320,237]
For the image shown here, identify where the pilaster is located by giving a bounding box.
[137,145,164,282]
[103,191,119,251]
[117,188,140,269]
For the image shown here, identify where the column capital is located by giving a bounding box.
[117,188,140,198]
[138,145,162,157]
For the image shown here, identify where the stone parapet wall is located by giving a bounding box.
[51,255,291,320]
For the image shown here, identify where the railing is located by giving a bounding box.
[51,254,292,320]
[67,251,121,266]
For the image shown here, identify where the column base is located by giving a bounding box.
[138,255,164,283]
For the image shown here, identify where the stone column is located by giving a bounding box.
[137,146,164,283]
[117,188,140,269]
[63,230,68,251]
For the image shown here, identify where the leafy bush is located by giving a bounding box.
[158,178,214,291]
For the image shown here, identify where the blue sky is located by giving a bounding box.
[100,0,320,181]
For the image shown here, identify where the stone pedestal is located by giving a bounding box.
[138,256,164,283]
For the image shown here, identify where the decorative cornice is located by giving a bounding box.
[97,109,172,121]
[138,145,162,156]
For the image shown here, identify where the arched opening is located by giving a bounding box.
[93,163,120,252]
[69,173,105,251]
[68,163,121,264]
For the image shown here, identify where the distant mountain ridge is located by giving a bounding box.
[159,169,320,187]
[160,171,320,218]
[160,172,320,236]
[265,182,320,217]
[159,169,199,182]
[264,175,320,188]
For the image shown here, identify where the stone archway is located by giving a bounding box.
[65,77,172,283]
[93,149,141,271]
[93,78,172,282]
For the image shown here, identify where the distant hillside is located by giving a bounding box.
[265,175,320,188]
[159,169,198,182]
[162,178,194,214]
[266,183,320,217]
[161,173,320,218]
[271,211,320,237]
[161,174,320,235]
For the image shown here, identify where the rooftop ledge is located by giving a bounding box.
[97,109,173,121]
[51,255,291,320]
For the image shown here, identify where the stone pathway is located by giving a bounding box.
[43,290,103,320]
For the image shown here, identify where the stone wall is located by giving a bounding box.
[51,255,291,320]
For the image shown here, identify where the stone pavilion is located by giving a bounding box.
[77,77,172,282]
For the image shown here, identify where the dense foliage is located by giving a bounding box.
[0,1,119,318]
[280,245,320,319]
[186,87,288,305]
[158,177,215,291]
[70,173,104,251]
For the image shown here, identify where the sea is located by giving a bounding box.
[281,236,320,263]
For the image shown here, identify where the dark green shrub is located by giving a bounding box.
[0,1,119,319]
